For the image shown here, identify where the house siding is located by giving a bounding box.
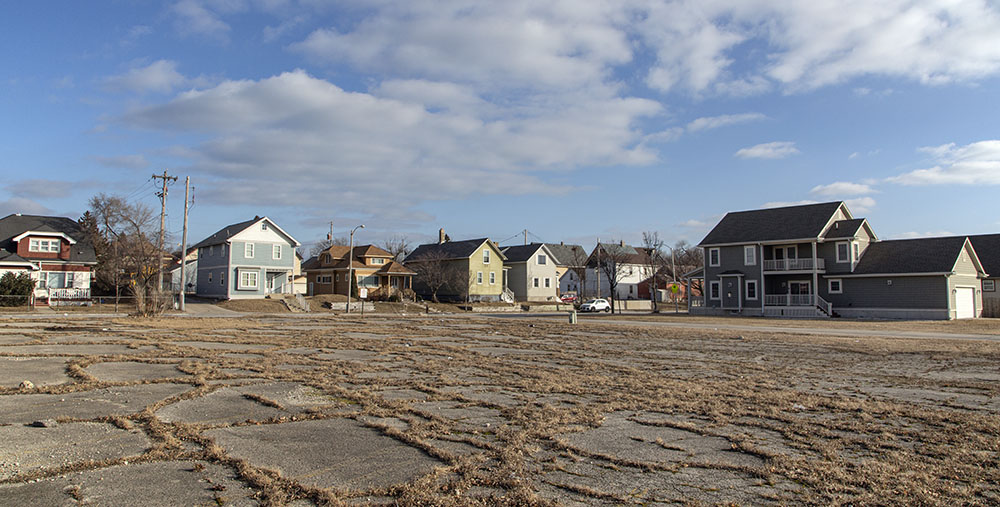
[468,243,503,301]
[506,251,558,302]
[703,244,762,310]
[195,245,229,298]
[948,245,983,318]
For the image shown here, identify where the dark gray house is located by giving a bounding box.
[694,201,986,319]
[192,217,300,300]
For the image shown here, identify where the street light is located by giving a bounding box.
[346,224,365,313]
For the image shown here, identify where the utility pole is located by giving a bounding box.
[179,176,191,311]
[346,224,365,313]
[523,229,528,245]
[152,170,177,306]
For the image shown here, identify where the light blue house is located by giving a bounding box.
[192,216,300,299]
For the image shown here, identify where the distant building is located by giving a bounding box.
[0,213,97,304]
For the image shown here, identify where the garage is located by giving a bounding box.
[954,287,976,319]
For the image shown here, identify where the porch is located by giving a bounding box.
[762,258,825,272]
[763,293,832,317]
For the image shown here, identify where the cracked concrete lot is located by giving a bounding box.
[1,314,999,505]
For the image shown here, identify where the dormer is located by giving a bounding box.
[13,231,75,260]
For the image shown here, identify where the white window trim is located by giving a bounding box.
[477,271,483,284]
[533,277,539,288]
[745,280,758,300]
[836,242,850,263]
[710,280,721,300]
[483,249,490,264]
[828,279,843,294]
[272,244,281,260]
[245,242,255,258]
[744,245,756,266]
[983,279,995,292]
[544,278,551,288]
[239,270,258,289]
[489,272,496,285]
[538,254,546,265]
[29,238,60,253]
[709,248,720,267]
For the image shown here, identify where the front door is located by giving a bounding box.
[721,276,741,309]
[789,281,811,305]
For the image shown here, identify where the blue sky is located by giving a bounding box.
[3,1,1000,254]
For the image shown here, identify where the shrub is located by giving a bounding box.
[0,272,35,307]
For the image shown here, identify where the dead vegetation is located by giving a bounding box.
[1,315,999,505]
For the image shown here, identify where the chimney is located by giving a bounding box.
[438,228,446,244]
[560,241,564,245]
[620,240,625,247]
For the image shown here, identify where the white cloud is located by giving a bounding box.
[172,0,231,40]
[686,113,766,132]
[887,140,1000,185]
[844,196,876,214]
[0,197,52,216]
[121,70,661,220]
[762,199,817,209]
[4,179,82,199]
[735,141,800,159]
[103,60,203,94]
[891,230,956,239]
[94,154,150,170]
[810,181,876,196]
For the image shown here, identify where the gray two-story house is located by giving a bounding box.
[192,217,300,300]
[693,201,986,319]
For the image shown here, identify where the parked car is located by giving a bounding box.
[580,298,611,312]
[560,293,577,303]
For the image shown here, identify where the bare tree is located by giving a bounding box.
[672,240,703,278]
[591,241,635,314]
[642,231,671,312]
[406,250,463,303]
[309,236,349,257]
[87,193,164,316]
[382,235,411,262]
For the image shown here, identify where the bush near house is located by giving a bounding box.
[0,272,35,306]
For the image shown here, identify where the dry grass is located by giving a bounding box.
[2,314,999,505]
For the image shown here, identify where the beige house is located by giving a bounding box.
[501,243,559,302]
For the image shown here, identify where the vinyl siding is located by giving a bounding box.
[703,244,762,310]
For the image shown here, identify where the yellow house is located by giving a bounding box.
[405,229,511,302]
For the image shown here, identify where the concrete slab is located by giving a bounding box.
[69,461,257,506]
[155,387,288,424]
[0,333,36,345]
[205,418,443,490]
[0,384,192,424]
[314,349,380,361]
[0,344,156,355]
[0,478,75,507]
[377,388,428,402]
[235,382,342,410]
[0,422,150,480]
[168,341,271,351]
[0,357,71,388]
[84,361,191,382]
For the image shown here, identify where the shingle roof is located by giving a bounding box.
[406,238,496,262]
[500,243,545,263]
[301,256,321,270]
[543,243,587,266]
[699,201,845,246]
[852,237,972,275]
[588,243,651,266]
[191,218,260,249]
[377,260,416,275]
[823,219,866,239]
[0,214,97,263]
[967,234,1000,276]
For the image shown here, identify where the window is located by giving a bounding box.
[318,275,332,284]
[220,271,224,286]
[746,280,758,300]
[984,280,995,292]
[372,258,385,265]
[272,244,281,260]
[208,272,213,284]
[477,271,483,284]
[483,249,490,264]
[829,279,843,294]
[545,278,551,288]
[853,243,860,261]
[836,242,849,263]
[336,273,340,282]
[28,238,59,253]
[360,274,380,287]
[245,243,255,258]
[709,248,720,267]
[537,254,547,265]
[209,245,214,256]
[489,272,496,285]
[239,270,258,289]
[744,246,756,266]
[710,281,721,300]
[261,222,268,231]
[65,272,75,288]
[533,278,539,288]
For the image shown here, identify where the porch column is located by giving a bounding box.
[812,241,818,309]
[759,243,765,313]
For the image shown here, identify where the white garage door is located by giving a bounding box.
[955,287,975,319]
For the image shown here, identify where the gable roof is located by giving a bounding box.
[966,234,1000,276]
[588,242,651,266]
[851,236,981,275]
[0,214,97,264]
[500,243,549,263]
[543,242,587,266]
[406,238,505,262]
[192,217,299,250]
[376,260,416,275]
[700,201,847,246]
[823,219,867,240]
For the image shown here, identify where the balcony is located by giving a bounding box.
[762,258,825,272]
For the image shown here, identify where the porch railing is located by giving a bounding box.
[764,294,815,306]
[762,258,825,271]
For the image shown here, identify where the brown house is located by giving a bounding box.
[303,244,415,299]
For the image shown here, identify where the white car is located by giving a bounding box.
[579,298,611,312]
